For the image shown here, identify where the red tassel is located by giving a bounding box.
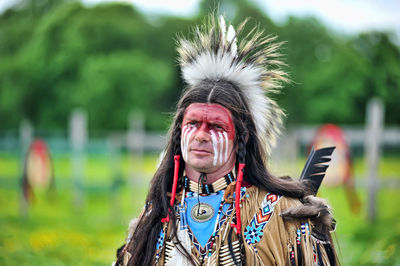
[234,163,245,235]
[162,155,180,223]
[170,155,181,207]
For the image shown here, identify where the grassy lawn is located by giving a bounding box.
[0,153,399,265]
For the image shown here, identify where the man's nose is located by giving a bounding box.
[194,125,210,142]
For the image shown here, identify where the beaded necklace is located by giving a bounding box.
[183,172,235,194]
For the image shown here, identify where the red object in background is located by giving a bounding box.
[311,124,351,186]
[22,139,54,203]
[27,140,52,188]
[311,124,361,213]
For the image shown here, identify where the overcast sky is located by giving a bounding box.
[2,0,399,39]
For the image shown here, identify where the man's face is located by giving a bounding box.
[181,103,236,174]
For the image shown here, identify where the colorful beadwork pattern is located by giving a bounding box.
[244,193,282,244]
[156,228,165,250]
[155,227,166,263]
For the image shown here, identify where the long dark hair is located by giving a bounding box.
[121,79,310,265]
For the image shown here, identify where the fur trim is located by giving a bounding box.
[280,196,333,226]
[126,217,139,243]
[177,15,287,156]
[280,196,335,242]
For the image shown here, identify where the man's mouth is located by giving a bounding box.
[190,148,212,155]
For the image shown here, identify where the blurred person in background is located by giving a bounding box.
[115,14,337,266]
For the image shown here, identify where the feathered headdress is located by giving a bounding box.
[177,15,287,156]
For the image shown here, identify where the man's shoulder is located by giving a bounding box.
[244,186,334,228]
[244,185,301,210]
[241,186,300,228]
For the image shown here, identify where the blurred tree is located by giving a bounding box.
[144,15,195,128]
[276,16,371,125]
[270,16,400,126]
[352,32,400,125]
[75,51,171,129]
[0,1,177,131]
[0,0,399,132]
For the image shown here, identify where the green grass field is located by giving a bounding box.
[1,153,399,265]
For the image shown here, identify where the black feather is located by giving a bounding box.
[300,146,335,195]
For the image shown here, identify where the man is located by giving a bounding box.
[115,15,337,265]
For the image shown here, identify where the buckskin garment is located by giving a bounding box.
[116,185,337,266]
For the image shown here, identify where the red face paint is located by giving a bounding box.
[181,103,236,175]
[182,103,235,140]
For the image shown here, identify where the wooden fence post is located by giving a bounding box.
[19,119,33,216]
[271,131,298,177]
[70,109,87,209]
[108,133,123,218]
[365,98,384,222]
[127,111,145,184]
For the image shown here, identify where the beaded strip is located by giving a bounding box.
[289,245,296,266]
[155,223,168,264]
[243,193,281,244]
[297,229,301,245]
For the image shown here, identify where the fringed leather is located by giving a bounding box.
[147,188,338,265]
[281,196,337,265]
[287,223,333,266]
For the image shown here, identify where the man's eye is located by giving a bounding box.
[213,125,223,130]
[188,122,198,127]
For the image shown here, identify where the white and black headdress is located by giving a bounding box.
[177,15,287,157]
